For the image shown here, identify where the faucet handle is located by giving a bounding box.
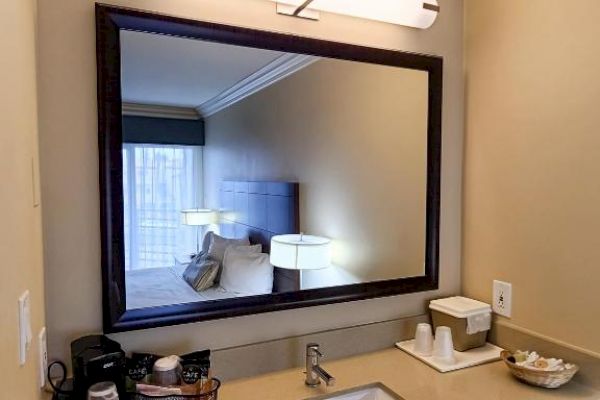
[306,343,323,357]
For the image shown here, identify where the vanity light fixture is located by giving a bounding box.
[271,0,439,29]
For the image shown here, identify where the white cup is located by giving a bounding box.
[414,323,434,356]
[433,326,456,364]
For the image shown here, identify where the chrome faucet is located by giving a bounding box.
[305,343,336,387]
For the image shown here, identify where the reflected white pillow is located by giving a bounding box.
[221,246,273,295]
[207,233,251,283]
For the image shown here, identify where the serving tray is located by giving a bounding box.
[395,340,503,373]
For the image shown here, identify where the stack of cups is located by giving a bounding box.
[413,323,456,365]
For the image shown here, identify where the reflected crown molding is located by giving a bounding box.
[122,102,200,120]
[122,54,317,120]
[196,53,318,118]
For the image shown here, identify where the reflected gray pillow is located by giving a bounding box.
[190,251,208,265]
[182,256,219,292]
[207,234,250,282]
[193,263,220,291]
[202,231,213,254]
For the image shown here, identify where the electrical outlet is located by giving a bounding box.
[493,280,512,318]
[38,327,48,388]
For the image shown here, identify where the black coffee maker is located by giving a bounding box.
[71,335,126,397]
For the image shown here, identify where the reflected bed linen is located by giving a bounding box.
[125,265,240,310]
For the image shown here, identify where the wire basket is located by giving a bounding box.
[129,378,220,400]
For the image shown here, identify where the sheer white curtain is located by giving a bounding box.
[122,143,203,271]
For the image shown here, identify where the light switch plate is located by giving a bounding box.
[18,290,32,366]
[38,327,47,388]
[493,280,512,318]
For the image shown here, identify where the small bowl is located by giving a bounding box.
[501,350,579,389]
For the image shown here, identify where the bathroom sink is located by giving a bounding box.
[305,383,405,400]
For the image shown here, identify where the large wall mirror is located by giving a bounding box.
[96,5,442,332]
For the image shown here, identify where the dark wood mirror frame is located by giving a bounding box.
[96,3,442,333]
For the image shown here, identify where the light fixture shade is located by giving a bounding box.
[180,209,218,226]
[270,234,331,270]
[271,0,439,29]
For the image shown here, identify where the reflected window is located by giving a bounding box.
[122,143,203,270]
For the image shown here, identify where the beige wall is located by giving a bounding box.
[0,0,46,398]
[463,0,600,354]
[38,0,464,364]
[204,58,428,284]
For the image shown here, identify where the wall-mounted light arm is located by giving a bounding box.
[272,0,439,29]
[423,3,441,13]
[293,0,316,16]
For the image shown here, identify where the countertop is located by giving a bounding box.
[219,348,599,400]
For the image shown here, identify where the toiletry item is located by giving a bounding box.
[152,355,181,386]
[429,297,491,351]
[433,326,456,364]
[87,381,119,400]
[414,323,434,356]
[512,350,576,372]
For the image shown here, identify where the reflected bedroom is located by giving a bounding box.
[120,30,429,311]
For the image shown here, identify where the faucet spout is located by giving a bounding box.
[313,365,336,386]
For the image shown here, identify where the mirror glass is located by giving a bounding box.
[120,30,429,311]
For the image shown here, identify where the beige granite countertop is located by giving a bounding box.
[219,348,599,400]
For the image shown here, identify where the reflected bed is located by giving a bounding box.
[125,265,241,309]
[125,180,300,310]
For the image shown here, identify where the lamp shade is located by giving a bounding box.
[271,0,439,29]
[180,209,218,226]
[270,234,331,270]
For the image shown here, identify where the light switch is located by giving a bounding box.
[38,327,48,388]
[18,290,32,366]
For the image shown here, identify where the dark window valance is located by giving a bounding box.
[122,116,205,146]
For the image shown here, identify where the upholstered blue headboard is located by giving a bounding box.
[219,180,300,292]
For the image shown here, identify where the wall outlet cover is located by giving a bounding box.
[493,280,512,318]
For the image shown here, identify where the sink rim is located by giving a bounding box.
[303,382,405,400]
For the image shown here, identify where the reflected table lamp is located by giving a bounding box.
[181,209,218,254]
[270,234,331,290]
